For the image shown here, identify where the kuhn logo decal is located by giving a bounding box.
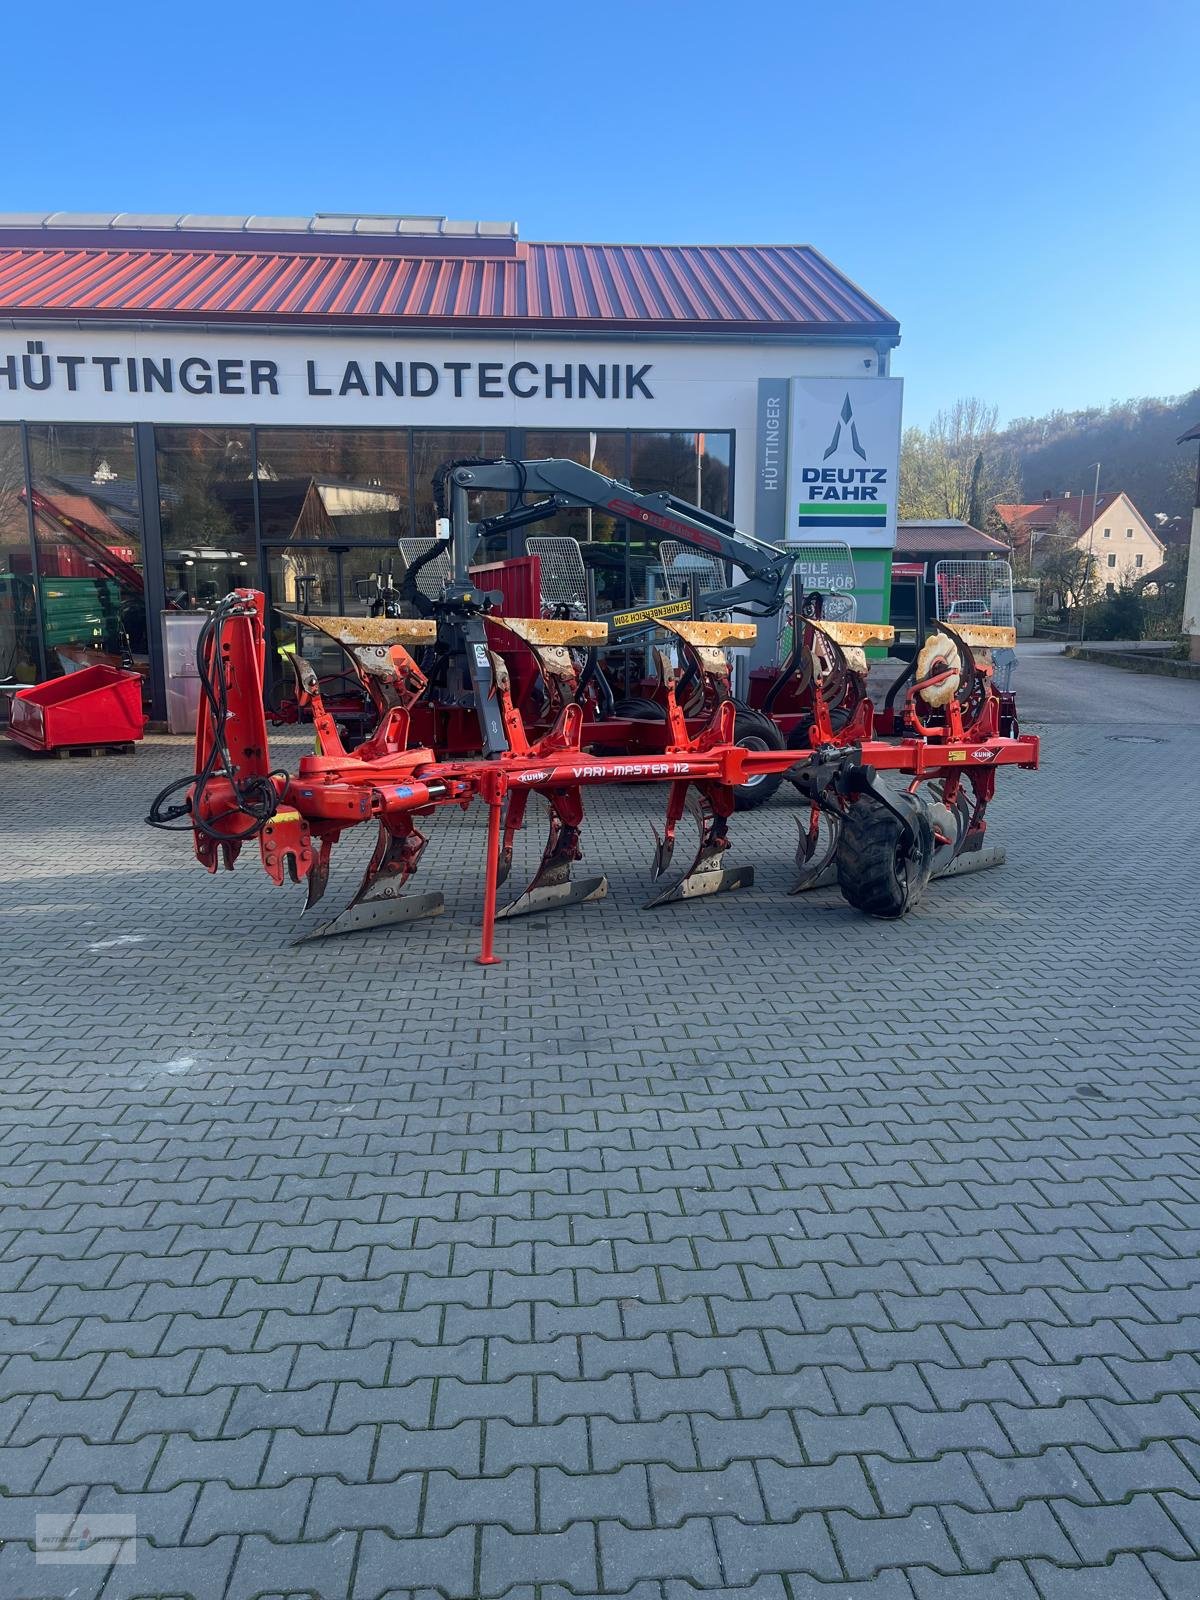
[971,748,997,762]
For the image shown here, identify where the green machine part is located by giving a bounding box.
[40,576,124,651]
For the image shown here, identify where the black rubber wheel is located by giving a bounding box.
[732,710,785,811]
[835,792,934,918]
[589,696,667,756]
[611,696,667,722]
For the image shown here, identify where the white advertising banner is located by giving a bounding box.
[786,376,903,551]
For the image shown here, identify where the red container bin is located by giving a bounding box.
[6,665,146,753]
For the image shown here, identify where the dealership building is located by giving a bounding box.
[0,212,902,718]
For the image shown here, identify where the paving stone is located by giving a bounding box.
[909,1564,1040,1599]
[663,1581,789,1600]
[785,1578,920,1600]
[1074,1441,1200,1501]
[305,1473,422,1538]
[484,1417,586,1472]
[943,1500,1077,1566]
[969,1445,1099,1510]
[600,1518,722,1587]
[39,1434,162,1494]
[91,1535,239,1598]
[1024,1553,1166,1599]
[1053,1491,1194,1562]
[829,1506,959,1581]
[422,1467,536,1535]
[541,1464,651,1529]
[330,1379,431,1430]
[261,1424,374,1487]
[715,1513,841,1582]
[187,1476,311,1542]
[866,1452,990,1515]
[647,1461,763,1523]
[758,1457,875,1518]
[797,1406,908,1464]
[1144,1551,1200,1598]
[481,1522,598,1592]
[594,1414,699,1471]
[354,1527,476,1598]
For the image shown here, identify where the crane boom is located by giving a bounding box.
[397,457,801,756]
[432,457,796,621]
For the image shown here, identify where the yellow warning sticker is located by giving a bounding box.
[946,751,967,762]
[272,808,302,822]
[611,599,693,629]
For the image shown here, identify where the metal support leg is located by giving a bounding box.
[476,791,504,966]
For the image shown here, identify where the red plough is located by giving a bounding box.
[148,588,1038,968]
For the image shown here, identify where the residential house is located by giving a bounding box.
[996,490,1165,590]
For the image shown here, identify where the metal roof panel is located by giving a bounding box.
[0,234,899,336]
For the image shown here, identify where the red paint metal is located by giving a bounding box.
[6,664,145,752]
[0,240,899,334]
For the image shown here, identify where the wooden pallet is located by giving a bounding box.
[30,741,138,760]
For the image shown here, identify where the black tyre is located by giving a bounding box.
[589,696,667,757]
[611,696,667,722]
[732,710,785,811]
[836,792,934,918]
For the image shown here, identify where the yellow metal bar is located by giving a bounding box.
[939,623,1017,649]
[277,611,437,646]
[811,620,895,647]
[657,618,758,647]
[494,617,610,647]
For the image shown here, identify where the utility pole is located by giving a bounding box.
[1180,424,1200,661]
[1078,462,1101,643]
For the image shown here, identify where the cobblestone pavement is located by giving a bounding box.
[1,653,1199,1599]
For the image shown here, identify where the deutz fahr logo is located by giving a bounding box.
[799,392,888,515]
[824,393,866,461]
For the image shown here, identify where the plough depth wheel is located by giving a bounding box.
[836,792,935,919]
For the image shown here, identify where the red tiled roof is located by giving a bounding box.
[0,237,899,336]
[997,494,1117,531]
[994,502,1042,527]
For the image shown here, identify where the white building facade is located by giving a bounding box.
[0,214,902,716]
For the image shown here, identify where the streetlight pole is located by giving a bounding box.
[1078,461,1101,643]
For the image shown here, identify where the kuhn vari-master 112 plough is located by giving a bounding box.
[148,457,1038,965]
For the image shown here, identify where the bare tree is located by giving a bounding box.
[1038,517,1099,611]
[899,398,1020,526]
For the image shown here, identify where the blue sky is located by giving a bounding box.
[4,0,1195,427]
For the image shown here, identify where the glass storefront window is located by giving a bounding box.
[411,429,507,542]
[156,427,255,609]
[625,431,734,607]
[520,431,630,608]
[698,432,733,518]
[255,429,413,544]
[630,431,732,515]
[2,420,737,710]
[27,424,149,685]
[0,426,39,683]
[265,544,407,691]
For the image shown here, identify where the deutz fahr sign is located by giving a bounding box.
[786,377,903,551]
